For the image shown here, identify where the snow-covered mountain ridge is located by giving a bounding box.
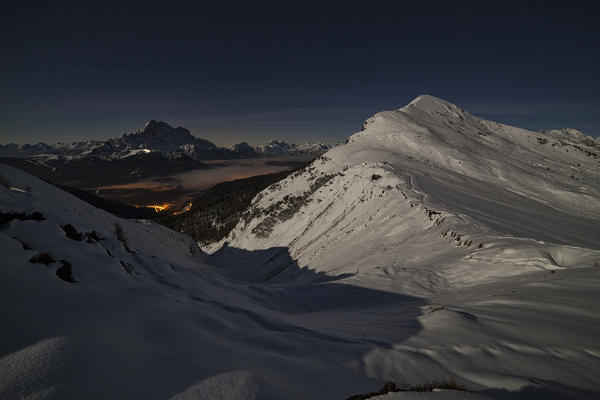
[1,95,600,399]
[208,95,600,286]
[204,95,600,397]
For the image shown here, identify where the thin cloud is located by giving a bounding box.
[172,108,372,126]
[463,103,600,116]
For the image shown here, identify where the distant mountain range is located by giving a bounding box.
[0,120,339,187]
[0,120,339,160]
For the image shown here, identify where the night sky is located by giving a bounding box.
[2,1,599,146]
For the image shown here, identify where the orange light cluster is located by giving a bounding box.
[137,203,173,213]
[172,202,192,215]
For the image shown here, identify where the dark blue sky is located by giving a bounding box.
[2,1,599,146]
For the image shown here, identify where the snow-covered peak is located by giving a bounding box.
[229,141,254,152]
[539,127,599,147]
[387,95,468,126]
[295,142,336,153]
[127,120,194,140]
[131,120,157,135]
[405,94,468,116]
[263,140,296,150]
[361,95,471,132]
[132,119,169,134]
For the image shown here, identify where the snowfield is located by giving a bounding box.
[2,95,600,399]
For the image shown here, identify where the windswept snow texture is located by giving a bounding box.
[2,95,600,399]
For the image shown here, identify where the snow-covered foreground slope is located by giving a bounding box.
[1,164,410,400]
[1,95,600,399]
[0,164,457,399]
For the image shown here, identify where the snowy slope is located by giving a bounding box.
[2,95,600,399]
[1,165,377,399]
[206,95,600,397]
[0,163,465,399]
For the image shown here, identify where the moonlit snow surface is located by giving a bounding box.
[2,96,600,399]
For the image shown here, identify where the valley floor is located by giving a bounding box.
[92,156,313,208]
